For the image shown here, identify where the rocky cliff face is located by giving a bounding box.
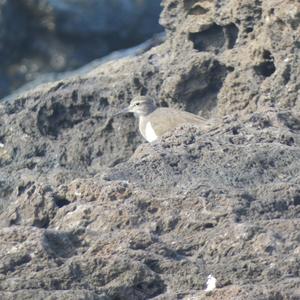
[0,0,300,299]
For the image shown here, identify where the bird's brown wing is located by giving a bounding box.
[150,107,214,137]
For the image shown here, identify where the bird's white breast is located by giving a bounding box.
[145,121,158,142]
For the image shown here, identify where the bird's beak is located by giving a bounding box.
[113,106,130,117]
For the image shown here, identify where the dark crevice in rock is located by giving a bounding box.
[43,231,80,258]
[245,25,254,35]
[109,157,127,168]
[203,222,215,229]
[189,6,209,15]
[106,273,166,299]
[26,161,37,170]
[184,0,209,15]
[17,181,34,196]
[283,136,294,146]
[245,26,254,33]
[133,77,148,96]
[225,23,239,49]
[249,114,272,129]
[98,97,109,110]
[294,195,300,206]
[189,23,239,53]
[231,127,240,135]
[37,102,91,137]
[167,2,177,11]
[282,64,291,84]
[242,1,263,33]
[11,147,20,160]
[134,279,166,298]
[1,254,32,275]
[277,112,300,130]
[184,0,197,10]
[226,66,235,72]
[35,218,50,229]
[189,24,225,53]
[53,196,71,208]
[185,61,228,115]
[254,50,276,78]
[144,259,162,273]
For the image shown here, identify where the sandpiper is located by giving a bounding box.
[115,96,213,142]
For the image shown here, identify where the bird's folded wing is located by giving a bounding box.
[151,107,213,137]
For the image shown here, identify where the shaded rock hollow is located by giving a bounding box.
[0,0,300,299]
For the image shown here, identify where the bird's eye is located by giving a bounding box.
[135,103,140,106]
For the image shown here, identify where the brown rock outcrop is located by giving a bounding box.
[0,0,300,299]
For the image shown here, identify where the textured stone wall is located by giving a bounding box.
[0,0,299,299]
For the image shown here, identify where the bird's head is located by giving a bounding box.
[114,96,157,117]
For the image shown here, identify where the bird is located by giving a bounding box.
[114,96,213,143]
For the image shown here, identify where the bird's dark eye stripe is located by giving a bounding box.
[136,103,140,106]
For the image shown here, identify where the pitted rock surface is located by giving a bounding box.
[0,0,300,299]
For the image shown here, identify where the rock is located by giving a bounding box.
[2,32,166,102]
[0,0,300,299]
[0,0,162,99]
[0,120,299,299]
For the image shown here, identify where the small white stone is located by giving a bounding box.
[205,274,217,292]
[0,143,4,148]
